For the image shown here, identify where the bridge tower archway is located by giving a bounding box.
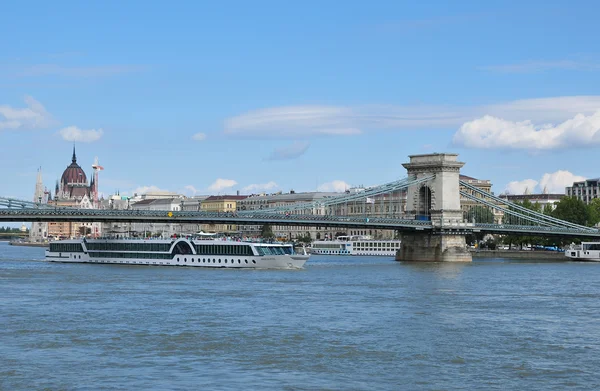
[417,185,432,220]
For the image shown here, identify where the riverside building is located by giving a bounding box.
[566,178,599,204]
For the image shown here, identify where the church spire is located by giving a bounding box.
[72,144,77,164]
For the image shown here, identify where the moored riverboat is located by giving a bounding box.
[311,235,401,256]
[565,242,600,262]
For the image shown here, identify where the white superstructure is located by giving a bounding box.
[311,236,401,256]
[46,237,309,269]
[565,242,600,262]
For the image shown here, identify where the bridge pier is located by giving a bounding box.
[396,153,472,262]
[396,231,471,262]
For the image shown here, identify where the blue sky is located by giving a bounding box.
[2,0,600,202]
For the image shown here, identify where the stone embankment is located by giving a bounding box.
[470,250,565,260]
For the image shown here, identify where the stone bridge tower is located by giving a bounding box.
[397,153,471,262]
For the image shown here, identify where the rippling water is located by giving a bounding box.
[1,241,600,390]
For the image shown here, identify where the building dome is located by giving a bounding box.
[61,147,87,185]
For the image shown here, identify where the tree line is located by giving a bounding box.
[467,196,599,249]
[0,226,27,233]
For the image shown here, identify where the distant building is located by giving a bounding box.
[566,178,599,204]
[55,146,98,203]
[202,195,248,234]
[459,174,492,194]
[129,196,185,237]
[99,193,131,236]
[46,147,102,239]
[139,191,181,200]
[499,193,563,211]
[238,191,370,240]
[180,196,210,234]
[456,174,509,223]
[326,188,405,239]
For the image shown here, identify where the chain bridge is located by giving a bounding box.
[2,153,598,261]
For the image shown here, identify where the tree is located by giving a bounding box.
[501,200,544,249]
[588,198,600,227]
[296,233,312,244]
[466,205,495,224]
[551,196,590,226]
[464,206,494,245]
[260,224,275,239]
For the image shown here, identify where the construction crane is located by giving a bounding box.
[91,157,104,206]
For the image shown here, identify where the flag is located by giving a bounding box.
[366,197,375,204]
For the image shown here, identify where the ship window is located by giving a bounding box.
[245,260,248,264]
[184,258,187,262]
[252,260,256,264]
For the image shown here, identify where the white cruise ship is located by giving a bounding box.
[565,242,600,262]
[311,236,401,256]
[46,237,309,269]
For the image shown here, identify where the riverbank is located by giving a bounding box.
[471,249,565,260]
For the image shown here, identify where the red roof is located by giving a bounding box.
[61,147,88,185]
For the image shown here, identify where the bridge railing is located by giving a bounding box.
[459,180,597,233]
[0,207,435,225]
[239,175,434,215]
[471,222,599,235]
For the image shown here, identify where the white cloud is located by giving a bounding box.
[58,126,103,142]
[184,185,198,195]
[243,181,278,193]
[504,170,586,194]
[268,141,310,160]
[129,185,169,196]
[482,96,600,123]
[224,104,456,138]
[0,95,55,130]
[222,96,600,139]
[453,111,600,150]
[317,180,350,192]
[504,179,539,195]
[480,60,600,73]
[539,171,586,194]
[192,132,206,141]
[208,178,237,192]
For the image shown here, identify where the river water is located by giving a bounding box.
[1,241,599,390]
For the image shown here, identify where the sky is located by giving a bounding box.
[2,0,600,203]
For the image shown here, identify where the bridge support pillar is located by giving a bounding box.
[396,232,472,262]
[397,153,472,262]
